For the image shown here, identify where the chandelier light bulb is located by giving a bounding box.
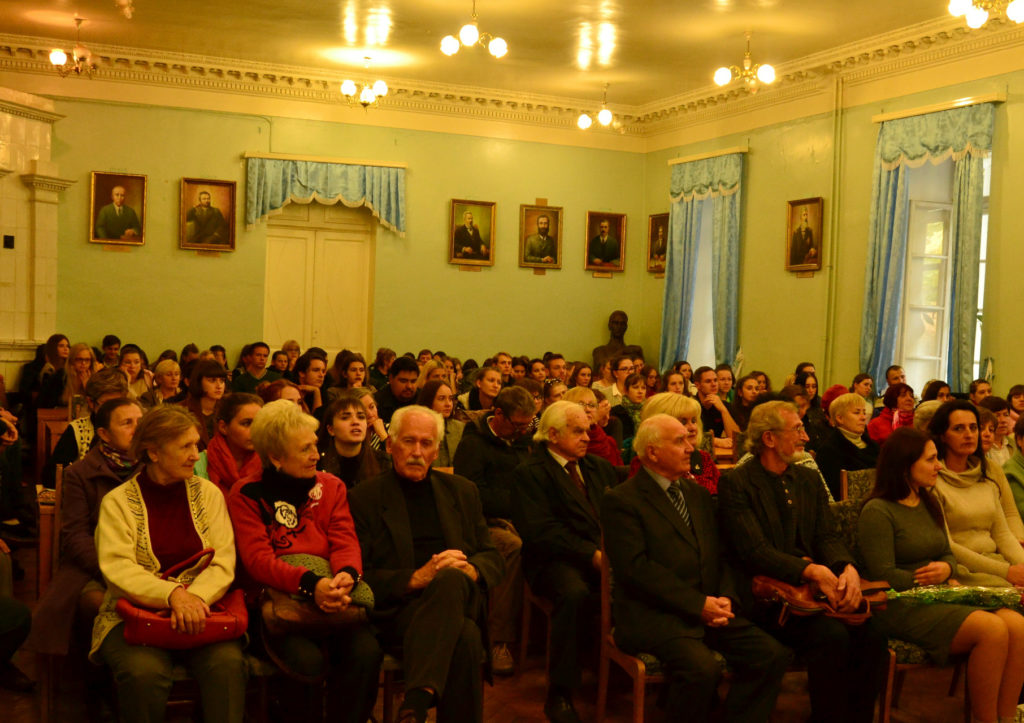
[488,37,507,58]
[49,48,67,66]
[73,43,90,63]
[597,108,613,126]
[965,4,988,26]
[440,35,460,56]
[713,67,733,86]
[577,113,593,130]
[372,79,388,97]
[1007,0,1024,22]
[341,79,357,96]
[756,63,776,84]
[459,22,479,47]
[948,0,971,15]
[359,85,376,106]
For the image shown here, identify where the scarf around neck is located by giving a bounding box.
[204,432,262,494]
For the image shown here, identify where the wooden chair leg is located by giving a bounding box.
[878,650,896,723]
[892,667,907,709]
[596,647,610,723]
[631,668,646,723]
[519,585,532,668]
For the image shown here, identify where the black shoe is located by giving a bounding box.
[0,662,35,693]
[543,693,581,723]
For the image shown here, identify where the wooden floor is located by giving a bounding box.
[2,539,976,723]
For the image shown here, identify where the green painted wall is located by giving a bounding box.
[53,101,649,364]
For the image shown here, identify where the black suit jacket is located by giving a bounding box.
[511,448,616,583]
[602,469,746,650]
[718,456,855,587]
[348,469,504,613]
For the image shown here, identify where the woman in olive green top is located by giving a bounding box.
[859,427,1024,723]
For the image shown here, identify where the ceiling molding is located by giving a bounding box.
[0,15,1019,137]
[0,95,64,124]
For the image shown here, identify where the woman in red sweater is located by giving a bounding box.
[228,400,381,723]
[867,382,916,444]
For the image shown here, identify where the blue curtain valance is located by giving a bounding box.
[876,103,994,170]
[670,153,743,201]
[246,157,406,235]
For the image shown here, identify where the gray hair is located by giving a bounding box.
[633,414,678,463]
[828,392,868,425]
[534,400,579,444]
[250,399,320,468]
[746,401,798,457]
[389,405,444,445]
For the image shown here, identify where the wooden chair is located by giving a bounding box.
[595,542,664,723]
[839,468,876,501]
[379,653,404,723]
[35,407,68,484]
[519,580,553,672]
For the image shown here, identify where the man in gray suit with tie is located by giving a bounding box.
[601,415,791,723]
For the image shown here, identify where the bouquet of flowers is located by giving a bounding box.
[887,585,1024,609]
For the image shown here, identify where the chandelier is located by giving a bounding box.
[341,57,388,108]
[713,32,775,91]
[948,0,1024,27]
[49,17,94,78]
[577,83,616,130]
[440,0,507,59]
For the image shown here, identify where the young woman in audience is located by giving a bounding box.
[92,405,247,723]
[258,379,308,414]
[118,344,152,400]
[281,339,301,377]
[637,392,720,495]
[867,382,916,444]
[859,426,1024,723]
[715,364,735,404]
[795,369,822,411]
[729,374,761,431]
[352,387,389,454]
[1007,385,1024,424]
[815,392,880,500]
[270,350,290,374]
[182,359,228,450]
[416,380,464,469]
[139,359,184,410]
[61,343,101,418]
[930,400,1024,585]
[750,369,771,394]
[565,386,622,466]
[45,368,130,487]
[459,365,502,411]
[641,365,660,398]
[416,359,447,389]
[528,358,548,382]
[921,379,953,403]
[26,398,144,657]
[192,393,263,496]
[780,383,829,453]
[229,400,382,723]
[661,371,687,395]
[568,362,593,389]
[330,351,368,392]
[542,378,568,411]
[36,333,70,395]
[317,391,385,486]
[611,373,645,460]
[850,373,874,401]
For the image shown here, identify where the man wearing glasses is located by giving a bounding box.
[453,387,537,675]
[718,401,888,723]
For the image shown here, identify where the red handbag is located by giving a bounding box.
[115,548,249,649]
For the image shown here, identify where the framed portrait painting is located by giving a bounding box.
[647,213,669,273]
[519,204,563,269]
[449,199,496,266]
[89,171,146,245]
[584,211,626,272]
[180,178,236,251]
[786,197,824,271]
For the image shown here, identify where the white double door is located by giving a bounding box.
[263,202,374,357]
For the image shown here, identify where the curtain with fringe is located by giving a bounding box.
[660,152,743,371]
[245,157,406,235]
[859,103,993,389]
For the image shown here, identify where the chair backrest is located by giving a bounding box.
[599,539,613,640]
[35,407,69,484]
[828,499,863,563]
[840,468,876,501]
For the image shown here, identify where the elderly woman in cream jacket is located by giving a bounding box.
[92,405,246,723]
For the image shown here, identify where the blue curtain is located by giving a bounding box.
[859,103,994,387]
[246,157,406,235]
[660,152,744,371]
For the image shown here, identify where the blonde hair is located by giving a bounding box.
[641,392,703,447]
[828,392,868,425]
[250,399,319,468]
[564,387,596,405]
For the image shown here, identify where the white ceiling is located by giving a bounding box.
[5,0,948,107]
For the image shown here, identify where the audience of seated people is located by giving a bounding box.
[10,333,1024,723]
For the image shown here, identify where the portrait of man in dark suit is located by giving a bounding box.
[519,204,563,268]
[181,178,236,251]
[786,198,823,271]
[584,212,626,272]
[449,200,495,266]
[90,172,146,245]
[647,213,669,272]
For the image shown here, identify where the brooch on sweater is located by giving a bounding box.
[274,501,299,529]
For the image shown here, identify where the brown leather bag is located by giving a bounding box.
[751,575,888,626]
[260,586,368,637]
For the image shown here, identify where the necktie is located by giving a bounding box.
[666,482,692,530]
[566,461,588,499]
